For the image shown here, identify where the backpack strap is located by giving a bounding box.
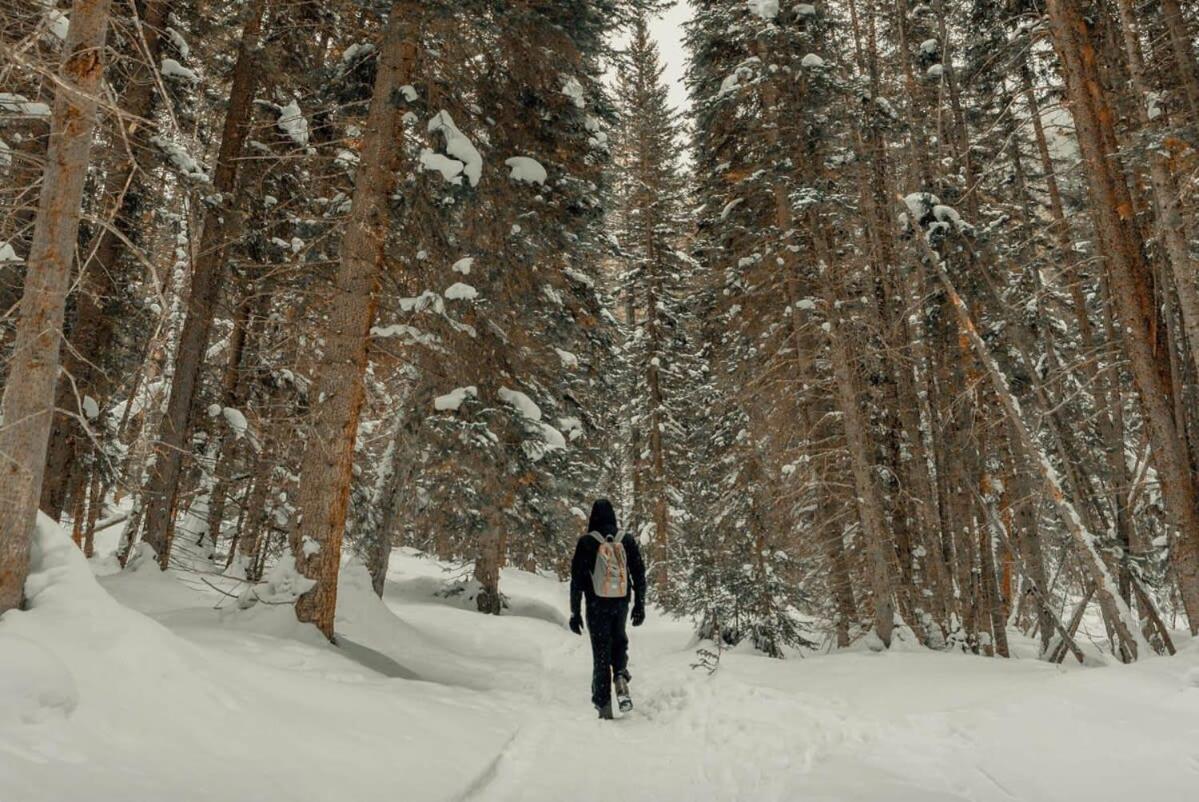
[589,530,623,544]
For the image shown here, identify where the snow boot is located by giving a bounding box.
[597,702,614,720]
[615,673,633,713]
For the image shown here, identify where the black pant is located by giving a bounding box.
[586,598,629,709]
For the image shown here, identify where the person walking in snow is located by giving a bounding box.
[568,499,647,719]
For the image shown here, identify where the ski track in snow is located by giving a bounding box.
[5,532,1199,802]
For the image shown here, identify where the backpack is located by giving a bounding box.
[590,531,628,598]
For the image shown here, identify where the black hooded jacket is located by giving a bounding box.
[570,500,647,616]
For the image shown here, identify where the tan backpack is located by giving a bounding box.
[590,531,629,598]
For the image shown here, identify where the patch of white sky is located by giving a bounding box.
[648,1,694,116]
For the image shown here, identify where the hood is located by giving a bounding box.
[587,498,618,537]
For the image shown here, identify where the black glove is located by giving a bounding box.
[569,613,584,635]
[631,604,645,627]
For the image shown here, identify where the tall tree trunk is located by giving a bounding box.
[366,414,408,597]
[977,487,1010,658]
[1158,0,1199,124]
[1113,0,1199,382]
[292,2,419,640]
[1021,63,1138,586]
[641,204,670,594]
[912,211,1149,662]
[1045,0,1199,634]
[818,219,897,647]
[40,0,170,520]
[139,0,270,567]
[0,0,113,613]
[201,290,260,552]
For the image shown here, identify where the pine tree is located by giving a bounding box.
[610,17,692,598]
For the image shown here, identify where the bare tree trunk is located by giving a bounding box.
[139,0,269,568]
[0,0,113,614]
[292,2,419,639]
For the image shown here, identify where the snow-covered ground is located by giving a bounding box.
[4,519,1199,802]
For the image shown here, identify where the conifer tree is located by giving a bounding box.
[611,16,692,597]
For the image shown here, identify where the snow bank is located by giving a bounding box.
[7,522,1199,802]
[0,517,209,732]
[0,634,77,725]
[2,522,515,802]
[383,549,568,631]
[240,556,316,608]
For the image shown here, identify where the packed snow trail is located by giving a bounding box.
[3,522,1199,802]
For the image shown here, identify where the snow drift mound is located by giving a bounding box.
[0,515,225,730]
[384,547,568,627]
[0,634,77,725]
